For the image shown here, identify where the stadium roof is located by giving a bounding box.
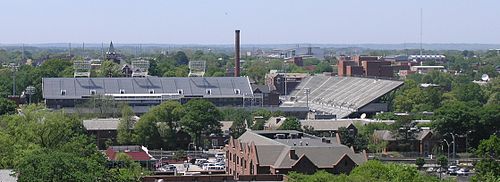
[43,76,253,99]
[282,76,403,118]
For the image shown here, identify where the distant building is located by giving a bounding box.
[337,56,394,78]
[265,72,308,95]
[373,129,437,156]
[408,55,446,63]
[251,84,280,106]
[42,77,260,114]
[83,118,137,149]
[410,65,445,74]
[105,41,121,64]
[225,130,367,176]
[300,120,357,137]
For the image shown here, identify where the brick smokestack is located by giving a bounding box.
[234,30,241,77]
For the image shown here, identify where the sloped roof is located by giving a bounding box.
[43,77,253,99]
[106,146,152,161]
[300,120,355,131]
[83,117,137,130]
[236,130,366,168]
[373,129,432,141]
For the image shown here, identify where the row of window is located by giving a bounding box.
[60,89,242,95]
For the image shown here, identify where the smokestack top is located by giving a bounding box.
[234,30,241,77]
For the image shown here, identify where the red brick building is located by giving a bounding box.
[338,56,394,78]
[225,130,367,176]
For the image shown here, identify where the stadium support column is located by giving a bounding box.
[235,30,240,77]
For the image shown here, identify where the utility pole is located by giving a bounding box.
[419,8,423,56]
[9,63,19,96]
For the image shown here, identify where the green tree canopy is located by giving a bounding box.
[278,117,302,131]
[180,99,222,148]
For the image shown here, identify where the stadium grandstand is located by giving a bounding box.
[281,76,403,118]
[42,76,260,114]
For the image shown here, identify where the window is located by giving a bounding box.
[206,89,212,95]
[234,89,241,95]
[61,90,66,96]
[148,89,155,94]
[177,89,184,95]
[120,89,125,94]
[90,90,96,95]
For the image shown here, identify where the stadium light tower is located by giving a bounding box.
[25,85,35,104]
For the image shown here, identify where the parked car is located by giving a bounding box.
[425,167,435,173]
[447,166,459,175]
[457,168,470,176]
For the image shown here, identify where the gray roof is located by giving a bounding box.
[82,118,136,130]
[300,120,355,131]
[43,77,253,99]
[237,130,366,168]
[283,76,403,118]
[373,129,432,141]
[0,170,16,182]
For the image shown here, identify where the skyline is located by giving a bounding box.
[1,0,500,44]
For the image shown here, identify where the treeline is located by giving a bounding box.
[0,105,147,181]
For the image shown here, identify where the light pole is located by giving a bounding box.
[449,133,456,159]
[304,88,310,108]
[443,139,450,159]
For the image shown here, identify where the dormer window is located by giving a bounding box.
[234,89,241,95]
[61,90,66,96]
[206,89,212,95]
[119,89,125,94]
[177,89,184,95]
[90,90,96,95]
[148,89,155,94]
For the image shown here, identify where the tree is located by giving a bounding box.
[174,51,189,65]
[117,105,134,145]
[134,101,183,149]
[110,152,147,182]
[15,149,109,182]
[415,157,425,170]
[432,101,476,137]
[472,135,500,182]
[0,98,16,115]
[437,155,448,170]
[98,60,122,77]
[230,119,247,138]
[180,100,222,148]
[278,117,302,131]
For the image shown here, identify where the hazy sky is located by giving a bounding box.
[1,0,499,44]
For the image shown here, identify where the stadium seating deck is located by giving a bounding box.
[282,76,403,118]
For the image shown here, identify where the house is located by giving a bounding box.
[251,84,280,106]
[225,130,367,176]
[83,117,137,149]
[105,145,154,165]
[300,120,357,137]
[373,128,437,156]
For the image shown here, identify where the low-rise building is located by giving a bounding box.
[83,118,137,149]
[373,129,437,156]
[225,130,367,176]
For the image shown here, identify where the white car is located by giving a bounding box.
[456,168,470,176]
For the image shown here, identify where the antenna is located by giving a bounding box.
[101,42,104,59]
[68,43,72,57]
[21,43,25,61]
[82,42,85,57]
[419,8,423,56]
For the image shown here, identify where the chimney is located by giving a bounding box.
[289,149,298,159]
[234,30,241,77]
